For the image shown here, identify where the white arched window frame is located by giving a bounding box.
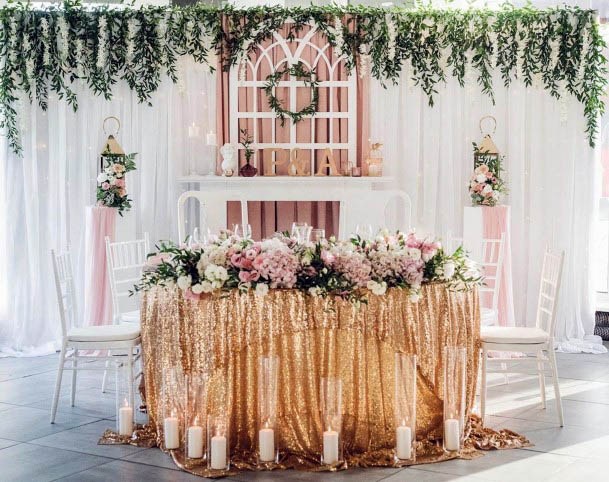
[228,23,357,175]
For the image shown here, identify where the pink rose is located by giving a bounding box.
[117,188,126,197]
[231,253,243,268]
[101,182,110,191]
[115,178,126,188]
[239,270,260,282]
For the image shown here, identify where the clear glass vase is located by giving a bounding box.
[161,367,185,450]
[207,414,230,471]
[184,373,207,461]
[115,363,134,437]
[258,356,279,465]
[443,346,467,454]
[394,353,417,462]
[320,377,343,466]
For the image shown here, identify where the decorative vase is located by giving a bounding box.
[220,143,238,177]
[240,159,257,177]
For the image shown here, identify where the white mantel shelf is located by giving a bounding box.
[177,175,395,185]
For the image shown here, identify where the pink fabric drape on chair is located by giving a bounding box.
[83,206,115,326]
[216,21,369,239]
[482,205,515,327]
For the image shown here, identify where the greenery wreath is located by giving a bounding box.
[264,62,319,125]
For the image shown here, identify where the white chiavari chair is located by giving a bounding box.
[480,234,505,327]
[50,249,141,424]
[480,248,565,427]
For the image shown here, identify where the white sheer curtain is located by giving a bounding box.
[0,58,215,356]
[370,73,605,354]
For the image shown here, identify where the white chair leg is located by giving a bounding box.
[480,347,488,425]
[101,349,111,393]
[537,351,546,410]
[71,349,78,407]
[548,347,564,427]
[50,342,67,424]
[127,350,135,411]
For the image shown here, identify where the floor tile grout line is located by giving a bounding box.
[47,458,118,482]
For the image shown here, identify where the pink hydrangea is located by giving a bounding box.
[334,252,372,288]
[252,249,299,288]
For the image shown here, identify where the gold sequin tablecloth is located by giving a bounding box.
[138,283,490,473]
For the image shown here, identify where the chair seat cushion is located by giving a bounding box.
[480,308,498,327]
[68,324,141,342]
[481,326,549,344]
[120,310,140,324]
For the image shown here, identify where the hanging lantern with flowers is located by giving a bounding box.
[469,116,507,207]
[365,141,384,177]
[96,116,137,215]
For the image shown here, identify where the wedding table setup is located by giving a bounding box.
[100,229,530,477]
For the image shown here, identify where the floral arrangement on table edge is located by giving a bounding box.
[132,230,482,306]
[96,153,136,215]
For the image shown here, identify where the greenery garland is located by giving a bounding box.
[0,2,606,155]
[263,61,319,125]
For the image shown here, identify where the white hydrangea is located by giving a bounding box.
[177,275,192,290]
[255,283,269,297]
[366,280,387,296]
[204,264,229,283]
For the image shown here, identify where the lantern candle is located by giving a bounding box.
[164,412,180,450]
[258,425,275,462]
[323,427,339,464]
[188,122,200,139]
[396,423,412,460]
[118,399,133,436]
[444,418,460,451]
[187,422,204,459]
[210,432,227,469]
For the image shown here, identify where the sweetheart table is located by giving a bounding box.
[138,283,494,475]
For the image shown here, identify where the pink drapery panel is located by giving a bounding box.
[482,205,515,327]
[216,21,370,239]
[83,206,115,326]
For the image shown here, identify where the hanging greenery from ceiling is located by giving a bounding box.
[0,1,606,155]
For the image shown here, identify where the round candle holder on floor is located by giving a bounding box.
[394,353,417,463]
[115,363,134,437]
[320,377,343,466]
[184,373,207,462]
[207,414,230,471]
[257,356,279,466]
[443,346,466,454]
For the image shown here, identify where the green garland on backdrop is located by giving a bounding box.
[0,1,606,155]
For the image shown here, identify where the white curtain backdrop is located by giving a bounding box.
[370,73,605,354]
[0,58,216,356]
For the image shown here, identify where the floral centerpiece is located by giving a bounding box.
[134,230,481,305]
[96,153,136,215]
[468,163,506,207]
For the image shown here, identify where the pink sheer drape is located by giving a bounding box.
[217,21,369,239]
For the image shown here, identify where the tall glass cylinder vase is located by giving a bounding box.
[320,377,343,466]
[184,373,207,462]
[161,367,185,451]
[207,414,230,471]
[115,363,134,437]
[394,353,417,462]
[258,356,279,465]
[443,346,467,454]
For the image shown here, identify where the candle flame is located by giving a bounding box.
[193,415,199,426]
[122,398,129,408]
[171,409,176,418]
[401,419,406,427]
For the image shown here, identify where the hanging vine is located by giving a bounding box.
[0,1,605,155]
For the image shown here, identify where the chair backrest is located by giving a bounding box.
[479,234,505,313]
[105,234,150,322]
[342,190,412,237]
[536,248,565,336]
[51,249,77,338]
[178,191,247,244]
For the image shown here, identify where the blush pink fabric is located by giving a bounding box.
[217,22,369,239]
[482,205,515,327]
[83,206,116,327]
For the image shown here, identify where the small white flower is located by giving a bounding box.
[308,286,321,297]
[408,291,421,303]
[191,283,204,295]
[443,261,456,280]
[177,275,192,290]
[302,251,313,266]
[475,174,487,183]
[482,184,493,195]
[97,173,108,183]
[406,247,421,261]
[201,280,214,293]
[367,280,387,296]
[255,283,269,297]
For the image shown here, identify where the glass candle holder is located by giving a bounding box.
[443,346,467,454]
[184,373,207,461]
[258,356,279,465]
[207,414,230,471]
[161,367,185,450]
[311,228,326,242]
[320,377,342,466]
[394,353,417,462]
[115,364,134,437]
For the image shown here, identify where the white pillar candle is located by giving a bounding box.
[206,131,217,146]
[118,404,133,436]
[395,425,412,459]
[211,434,227,469]
[259,427,275,462]
[188,123,200,138]
[163,416,180,450]
[323,429,339,464]
[444,418,461,451]
[187,425,204,459]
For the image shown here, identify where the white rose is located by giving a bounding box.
[255,283,269,297]
[443,261,456,280]
[201,280,214,293]
[177,275,192,290]
[97,173,108,183]
[408,291,421,303]
[476,174,487,183]
[482,184,492,194]
[191,283,204,294]
[367,280,387,296]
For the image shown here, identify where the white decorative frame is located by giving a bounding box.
[229,23,357,175]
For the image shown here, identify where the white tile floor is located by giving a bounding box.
[1,347,609,481]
